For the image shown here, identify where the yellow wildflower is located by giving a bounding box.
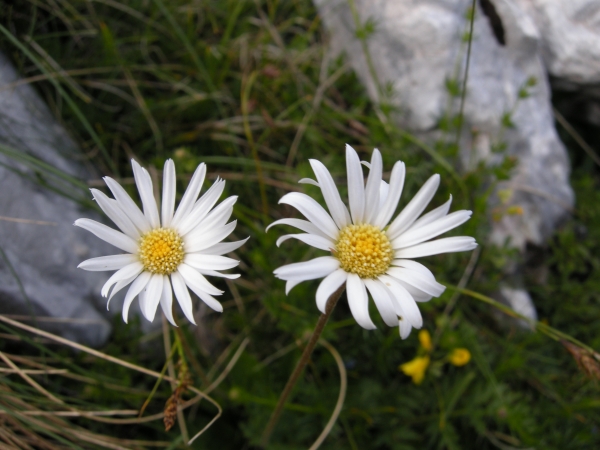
[449,348,471,366]
[399,356,430,385]
[418,329,432,352]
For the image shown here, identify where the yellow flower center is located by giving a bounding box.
[335,224,393,278]
[138,228,184,275]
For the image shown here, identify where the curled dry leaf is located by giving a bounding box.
[562,340,600,380]
[164,367,192,432]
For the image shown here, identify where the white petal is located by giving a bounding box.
[161,275,177,326]
[137,282,146,314]
[202,237,249,255]
[196,269,240,279]
[177,179,226,236]
[364,278,398,327]
[378,180,390,210]
[315,268,348,313]
[189,287,223,313]
[279,192,339,240]
[379,275,422,328]
[161,159,176,227]
[373,161,405,228]
[346,274,376,329]
[171,271,196,325]
[122,271,152,323]
[107,274,138,308]
[78,254,137,272]
[405,195,452,232]
[392,259,435,279]
[185,221,237,253]
[309,159,351,228]
[266,218,331,240]
[276,234,335,251]
[171,163,206,228]
[75,218,138,254]
[103,176,151,233]
[273,256,340,281]
[363,149,382,223]
[91,189,140,239]
[398,316,413,339]
[396,279,432,303]
[178,264,223,296]
[184,254,239,271]
[286,279,303,295]
[140,274,163,322]
[387,174,440,240]
[298,178,320,187]
[346,144,365,224]
[131,160,160,229]
[395,236,477,259]
[193,195,236,232]
[178,268,224,312]
[392,210,472,249]
[390,259,436,302]
[386,267,445,297]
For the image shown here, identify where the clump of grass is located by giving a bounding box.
[1,0,600,449]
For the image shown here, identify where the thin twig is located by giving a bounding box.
[553,107,600,168]
[448,286,597,355]
[161,315,189,444]
[454,0,477,147]
[260,285,345,447]
[204,338,250,395]
[286,60,350,166]
[433,246,481,347]
[309,339,347,450]
[241,70,269,216]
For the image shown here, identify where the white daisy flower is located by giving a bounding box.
[270,145,477,339]
[75,159,247,325]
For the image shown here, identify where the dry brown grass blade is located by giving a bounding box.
[0,368,67,375]
[25,37,92,104]
[4,353,147,396]
[562,340,600,380]
[123,67,164,153]
[0,351,64,405]
[0,410,138,417]
[0,314,222,439]
[3,392,132,450]
[205,337,249,395]
[286,60,350,166]
[0,216,57,226]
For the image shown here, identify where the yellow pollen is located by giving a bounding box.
[138,228,184,275]
[335,224,392,279]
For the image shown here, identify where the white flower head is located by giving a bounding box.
[270,145,477,339]
[75,159,247,325]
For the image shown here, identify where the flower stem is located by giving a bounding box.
[260,285,345,448]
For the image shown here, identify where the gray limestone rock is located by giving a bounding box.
[312,0,598,321]
[313,0,575,253]
[522,0,600,84]
[0,51,112,347]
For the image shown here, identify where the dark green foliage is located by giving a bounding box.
[1,1,599,449]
